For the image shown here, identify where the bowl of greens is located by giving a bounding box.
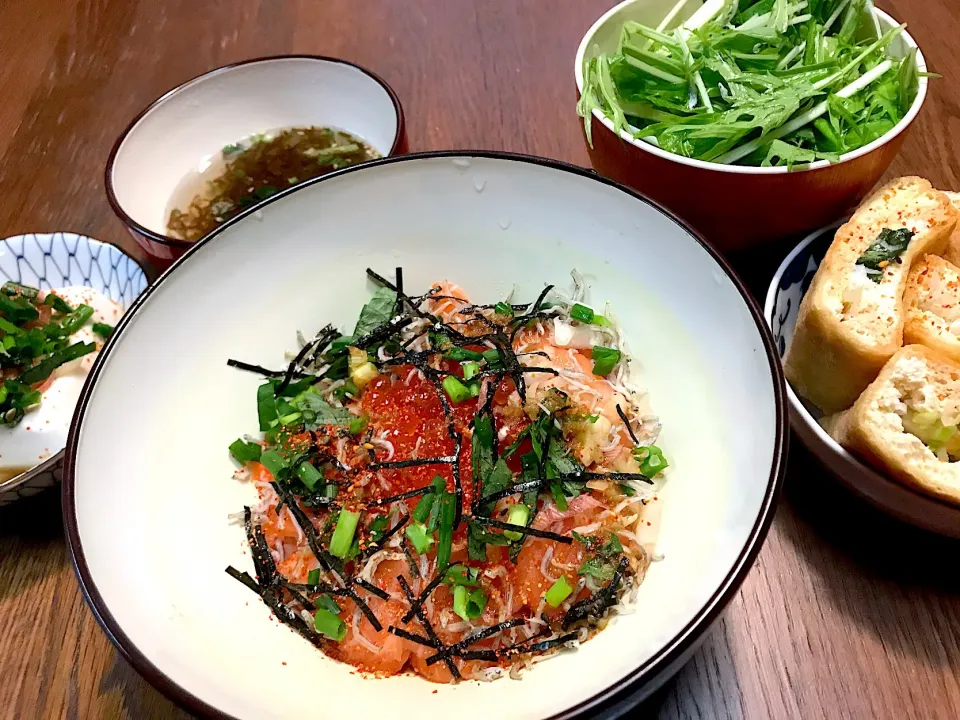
[575,0,928,252]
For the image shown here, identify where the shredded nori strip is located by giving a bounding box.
[560,470,653,485]
[351,577,390,601]
[276,324,337,394]
[471,516,573,544]
[478,478,544,506]
[272,482,341,582]
[225,567,323,647]
[562,556,629,629]
[227,359,311,378]
[424,618,526,666]
[400,562,463,624]
[616,404,641,446]
[368,456,455,471]
[387,625,435,648]
[397,575,460,679]
[459,631,580,661]
[244,507,278,586]
[356,512,410,561]
[345,585,383,632]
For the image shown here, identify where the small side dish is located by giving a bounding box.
[0,282,121,480]
[166,126,380,241]
[784,176,956,413]
[225,269,668,682]
[782,175,960,508]
[578,0,923,166]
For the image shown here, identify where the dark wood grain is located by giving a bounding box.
[0,1,959,718]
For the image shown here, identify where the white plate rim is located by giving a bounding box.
[64,150,789,719]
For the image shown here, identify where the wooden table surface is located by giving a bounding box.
[1,1,959,718]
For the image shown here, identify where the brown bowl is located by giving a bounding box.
[574,0,928,253]
[105,55,406,270]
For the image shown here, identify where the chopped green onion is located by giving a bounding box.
[59,304,94,336]
[592,314,612,327]
[329,335,355,352]
[307,568,321,585]
[570,303,595,323]
[462,361,480,380]
[503,504,530,540]
[405,522,435,553]
[296,461,324,490]
[446,347,484,362]
[436,492,455,569]
[481,348,501,365]
[334,379,358,402]
[412,490,436,524]
[494,301,514,317]
[259,449,285,477]
[349,414,369,435]
[314,594,342,614]
[444,565,480,587]
[18,341,95,385]
[278,411,301,426]
[313,607,346,641]
[545,576,573,607]
[591,346,621,376]
[633,445,668,476]
[442,376,472,403]
[329,509,361,558]
[92,322,114,339]
[228,438,261,464]
[453,584,488,620]
[2,282,37,300]
[42,293,72,313]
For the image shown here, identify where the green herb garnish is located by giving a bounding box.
[329,509,361,558]
[453,584,487,621]
[92,322,114,339]
[591,346,621,377]
[544,576,573,607]
[855,228,915,283]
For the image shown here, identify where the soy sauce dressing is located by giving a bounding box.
[165,126,379,241]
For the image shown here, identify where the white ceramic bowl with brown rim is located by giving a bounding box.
[106,55,406,269]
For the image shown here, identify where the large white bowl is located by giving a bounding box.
[766,224,960,537]
[65,153,787,718]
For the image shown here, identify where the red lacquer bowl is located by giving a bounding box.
[574,0,928,253]
[106,56,406,270]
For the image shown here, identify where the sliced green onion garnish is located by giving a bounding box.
[59,304,94,336]
[481,348,500,365]
[453,584,488,620]
[446,347,484,362]
[314,594,342,615]
[591,346,621,376]
[544,576,573,607]
[329,509,361,558]
[436,493,455,569]
[633,445,668,476]
[503,504,530,540]
[405,522,435,553]
[444,565,480,587]
[592,314,611,327]
[296,461,324,490]
[462,361,480,380]
[307,568,321,585]
[259,449,286,477]
[18,341,95,385]
[0,317,21,335]
[42,293,72,313]
[442,376,472,403]
[313,607,346,641]
[412,490,436,524]
[494,301,514,317]
[2,281,38,300]
[228,438,261,464]
[570,303,595,323]
[92,322,114,339]
[349,414,369,435]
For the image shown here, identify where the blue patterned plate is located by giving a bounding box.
[0,233,147,506]
[765,224,960,537]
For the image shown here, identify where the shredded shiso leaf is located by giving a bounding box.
[578,0,927,166]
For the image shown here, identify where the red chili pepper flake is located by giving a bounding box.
[282,661,287,666]
[646,521,651,526]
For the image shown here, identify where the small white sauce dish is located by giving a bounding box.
[105,55,406,268]
[765,224,960,537]
[0,232,147,506]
